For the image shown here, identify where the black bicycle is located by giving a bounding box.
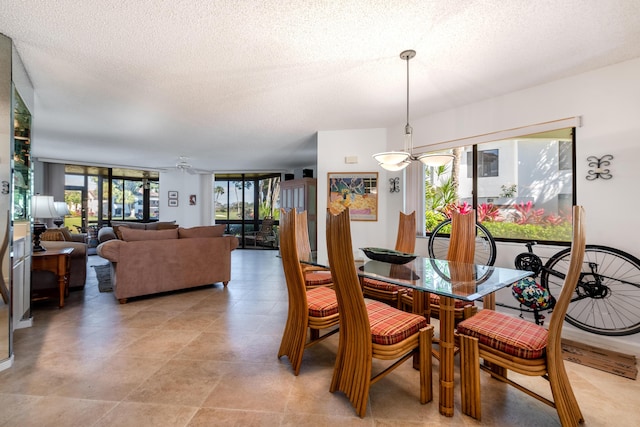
[513,242,640,336]
[427,219,497,267]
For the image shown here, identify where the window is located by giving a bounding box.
[559,140,572,170]
[214,173,281,247]
[425,127,575,243]
[64,165,159,228]
[467,149,499,178]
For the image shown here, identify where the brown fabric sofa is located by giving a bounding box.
[96,225,239,303]
[40,228,88,290]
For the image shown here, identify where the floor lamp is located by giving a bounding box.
[31,195,58,252]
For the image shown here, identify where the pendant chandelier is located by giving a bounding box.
[373,50,453,171]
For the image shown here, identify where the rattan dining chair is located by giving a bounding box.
[457,205,586,426]
[362,211,416,307]
[277,208,339,375]
[401,210,477,321]
[296,210,333,289]
[327,208,434,417]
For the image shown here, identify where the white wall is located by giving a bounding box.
[317,128,404,260]
[159,171,213,227]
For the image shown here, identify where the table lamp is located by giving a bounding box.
[53,201,70,228]
[31,195,58,252]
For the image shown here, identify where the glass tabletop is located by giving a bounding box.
[303,254,532,302]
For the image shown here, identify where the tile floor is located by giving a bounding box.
[0,250,638,426]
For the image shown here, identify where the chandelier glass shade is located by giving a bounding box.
[373,50,453,171]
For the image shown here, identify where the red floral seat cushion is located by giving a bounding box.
[457,309,548,359]
[362,277,403,293]
[307,286,339,317]
[304,270,333,287]
[365,300,428,345]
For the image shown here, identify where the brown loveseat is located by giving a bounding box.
[96,225,238,303]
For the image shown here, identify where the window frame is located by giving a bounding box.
[422,126,577,245]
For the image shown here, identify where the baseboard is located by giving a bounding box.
[562,338,637,380]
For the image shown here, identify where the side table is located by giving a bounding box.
[31,247,73,308]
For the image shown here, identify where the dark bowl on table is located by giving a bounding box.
[361,247,417,265]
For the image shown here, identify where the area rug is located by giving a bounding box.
[93,263,112,292]
[561,338,637,380]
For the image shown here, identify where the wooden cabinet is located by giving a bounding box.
[12,225,32,329]
[280,178,317,250]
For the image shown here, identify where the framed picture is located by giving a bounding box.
[168,199,178,207]
[328,172,378,221]
[189,194,196,205]
[168,191,178,199]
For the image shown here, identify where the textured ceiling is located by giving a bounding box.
[1,0,639,173]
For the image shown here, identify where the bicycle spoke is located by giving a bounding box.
[427,219,496,266]
[542,245,640,336]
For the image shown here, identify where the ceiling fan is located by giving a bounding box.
[159,156,212,175]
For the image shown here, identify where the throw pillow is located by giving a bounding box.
[119,227,179,241]
[154,221,179,230]
[113,225,129,240]
[178,225,225,238]
[41,229,65,241]
[59,227,73,241]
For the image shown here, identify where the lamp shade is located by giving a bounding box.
[54,201,70,216]
[379,160,410,171]
[31,195,58,220]
[416,153,455,167]
[372,151,410,165]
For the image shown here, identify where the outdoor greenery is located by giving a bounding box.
[425,163,571,241]
[481,221,573,241]
[214,177,281,221]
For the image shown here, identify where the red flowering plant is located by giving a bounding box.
[514,201,545,224]
[477,203,502,222]
[441,201,472,218]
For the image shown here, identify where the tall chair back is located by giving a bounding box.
[327,208,433,417]
[395,211,416,253]
[278,208,339,375]
[447,210,476,263]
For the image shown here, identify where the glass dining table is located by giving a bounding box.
[303,253,533,417]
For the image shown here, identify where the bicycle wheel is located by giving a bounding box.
[541,245,640,336]
[427,219,497,266]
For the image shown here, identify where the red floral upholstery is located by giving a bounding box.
[307,286,339,317]
[304,270,333,287]
[362,277,403,293]
[457,309,548,359]
[366,300,428,345]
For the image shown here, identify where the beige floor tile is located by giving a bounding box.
[1,250,638,427]
[1,396,116,427]
[125,358,227,406]
[188,408,283,426]
[92,401,197,427]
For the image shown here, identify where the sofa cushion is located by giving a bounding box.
[59,227,74,241]
[111,221,147,230]
[41,229,66,241]
[98,227,118,243]
[178,225,225,238]
[119,227,179,241]
[146,221,178,230]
